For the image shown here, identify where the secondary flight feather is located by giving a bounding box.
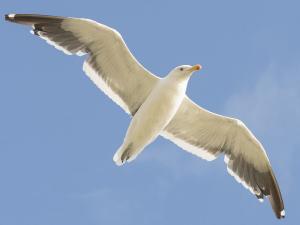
[5,13,285,219]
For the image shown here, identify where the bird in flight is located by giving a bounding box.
[5,13,285,219]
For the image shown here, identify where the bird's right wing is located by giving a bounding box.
[162,97,285,218]
[5,14,159,115]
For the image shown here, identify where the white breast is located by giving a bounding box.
[123,77,188,151]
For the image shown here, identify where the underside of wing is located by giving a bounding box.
[5,13,159,115]
[6,13,285,219]
[162,97,285,218]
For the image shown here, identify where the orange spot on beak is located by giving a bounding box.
[188,64,202,72]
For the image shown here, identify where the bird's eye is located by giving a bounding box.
[180,68,184,71]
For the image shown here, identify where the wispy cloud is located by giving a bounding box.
[78,188,135,224]
[75,183,170,224]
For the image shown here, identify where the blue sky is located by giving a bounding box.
[1,0,299,224]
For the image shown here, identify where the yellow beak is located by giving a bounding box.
[187,64,202,72]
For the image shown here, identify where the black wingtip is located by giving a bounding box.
[5,14,15,22]
[278,209,285,219]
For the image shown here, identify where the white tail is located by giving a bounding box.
[113,145,125,166]
[113,143,141,166]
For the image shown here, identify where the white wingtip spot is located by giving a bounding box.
[30,30,34,35]
[281,210,285,217]
[258,198,264,203]
[8,14,15,19]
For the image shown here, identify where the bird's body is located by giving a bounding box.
[114,69,190,165]
[5,13,285,219]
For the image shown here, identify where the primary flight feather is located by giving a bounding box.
[5,13,285,219]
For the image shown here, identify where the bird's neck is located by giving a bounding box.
[161,75,189,95]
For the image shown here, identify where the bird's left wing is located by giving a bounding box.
[5,14,159,115]
[161,97,285,219]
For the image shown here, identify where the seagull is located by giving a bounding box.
[5,13,285,219]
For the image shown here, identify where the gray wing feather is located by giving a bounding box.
[162,97,285,218]
[5,14,159,115]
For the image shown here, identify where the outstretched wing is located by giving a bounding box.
[162,97,285,219]
[6,13,284,219]
[5,13,159,115]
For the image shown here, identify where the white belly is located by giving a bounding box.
[123,79,186,151]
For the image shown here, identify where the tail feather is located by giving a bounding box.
[113,147,124,166]
[113,143,133,166]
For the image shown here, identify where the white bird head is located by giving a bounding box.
[168,64,202,81]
